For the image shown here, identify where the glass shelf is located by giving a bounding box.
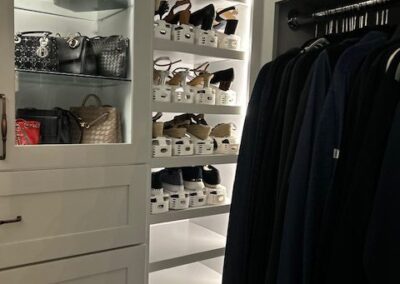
[14,0,132,21]
[16,69,131,87]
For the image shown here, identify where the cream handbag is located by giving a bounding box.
[70,94,122,144]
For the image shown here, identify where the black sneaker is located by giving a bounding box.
[202,165,221,188]
[182,166,205,191]
[160,168,184,192]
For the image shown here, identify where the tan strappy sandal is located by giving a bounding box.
[186,114,212,140]
[152,112,164,138]
[210,123,236,137]
[153,57,182,85]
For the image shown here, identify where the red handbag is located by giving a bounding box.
[15,119,41,145]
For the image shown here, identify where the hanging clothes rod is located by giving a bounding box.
[314,0,392,17]
[288,0,397,30]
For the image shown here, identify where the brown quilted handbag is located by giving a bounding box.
[70,94,122,144]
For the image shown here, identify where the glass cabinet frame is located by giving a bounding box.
[0,0,153,171]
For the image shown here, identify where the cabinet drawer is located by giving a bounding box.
[0,165,147,269]
[0,245,146,284]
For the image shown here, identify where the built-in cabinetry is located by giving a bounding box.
[0,0,151,283]
[0,0,265,282]
[0,0,152,171]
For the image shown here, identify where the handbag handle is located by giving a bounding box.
[82,94,103,107]
[16,31,52,36]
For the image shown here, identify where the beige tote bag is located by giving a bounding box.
[70,94,122,144]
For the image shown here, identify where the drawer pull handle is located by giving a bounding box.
[0,216,22,226]
[0,94,7,161]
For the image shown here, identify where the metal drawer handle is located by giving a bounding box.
[0,216,22,226]
[0,94,7,160]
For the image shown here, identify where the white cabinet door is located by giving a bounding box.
[0,0,153,171]
[0,165,147,269]
[0,246,146,284]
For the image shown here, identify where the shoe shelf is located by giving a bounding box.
[149,202,231,225]
[149,220,226,272]
[16,69,131,87]
[153,38,246,64]
[151,154,238,168]
[152,102,242,115]
[149,262,222,284]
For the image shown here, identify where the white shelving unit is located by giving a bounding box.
[149,0,254,282]
[149,202,231,224]
[149,221,226,272]
[151,154,238,168]
[149,262,222,284]
[152,102,242,115]
[154,38,246,63]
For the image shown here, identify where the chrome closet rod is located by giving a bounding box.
[288,0,397,30]
[313,0,393,17]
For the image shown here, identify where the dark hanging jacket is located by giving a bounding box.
[223,48,299,284]
[324,43,400,284]
[364,99,400,284]
[276,42,345,284]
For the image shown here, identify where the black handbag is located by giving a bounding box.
[56,34,97,75]
[16,108,76,144]
[91,36,129,78]
[14,31,59,72]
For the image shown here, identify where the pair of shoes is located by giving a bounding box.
[202,165,227,205]
[161,113,236,140]
[182,165,227,206]
[152,166,223,193]
[210,123,235,138]
[150,170,171,214]
[163,0,192,26]
[152,112,164,138]
[153,57,182,86]
[169,63,235,93]
[213,6,239,35]
[162,113,211,140]
[158,168,189,210]
[151,165,226,209]
[162,1,216,31]
[211,123,240,155]
[159,1,239,35]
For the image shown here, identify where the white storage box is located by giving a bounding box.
[213,137,239,155]
[171,85,195,104]
[154,20,172,40]
[150,193,170,214]
[186,189,207,207]
[192,136,214,155]
[153,84,172,102]
[206,185,227,205]
[216,89,237,106]
[152,137,172,157]
[195,28,218,47]
[217,32,241,50]
[195,88,216,105]
[171,137,194,156]
[168,191,190,210]
[172,24,195,43]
